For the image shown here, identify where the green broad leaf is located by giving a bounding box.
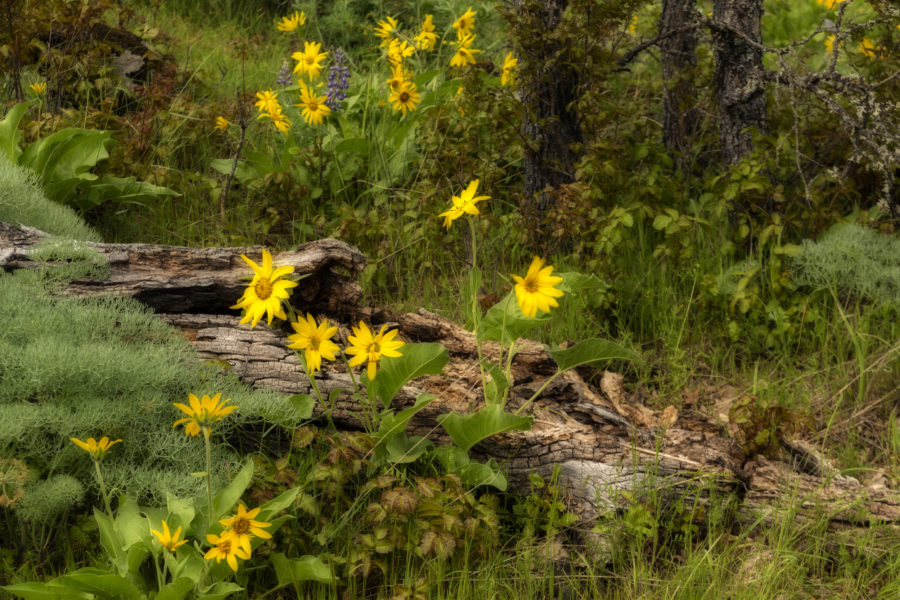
[271,553,335,585]
[481,360,508,407]
[80,175,178,210]
[557,271,606,293]
[384,434,433,464]
[652,213,672,230]
[547,338,642,372]
[167,548,204,581]
[437,405,533,452]
[459,458,508,491]
[155,577,195,600]
[478,292,550,346]
[125,543,151,577]
[1,582,91,600]
[373,393,437,446]
[212,459,254,520]
[432,445,470,473]
[22,129,112,186]
[115,495,150,549]
[165,493,196,536]
[0,100,34,162]
[55,569,143,600]
[335,137,371,157]
[94,508,127,575]
[374,343,448,409]
[209,157,257,184]
[258,486,301,523]
[288,393,315,419]
[196,581,244,600]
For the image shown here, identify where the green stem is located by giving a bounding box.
[93,460,113,519]
[340,353,375,432]
[467,217,487,394]
[203,428,214,520]
[515,369,564,416]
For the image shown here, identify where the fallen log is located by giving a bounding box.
[3,221,898,527]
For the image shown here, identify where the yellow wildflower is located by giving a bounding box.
[858,38,877,58]
[389,81,421,115]
[267,109,292,134]
[628,15,638,35]
[817,0,845,8]
[292,41,328,81]
[230,248,298,328]
[512,257,564,318]
[219,504,272,555]
[296,82,331,126]
[450,33,481,68]
[205,531,250,572]
[386,38,414,66]
[414,14,438,51]
[276,11,306,32]
[254,90,281,117]
[286,313,340,373]
[501,52,518,86]
[214,116,230,130]
[386,63,412,92]
[374,16,400,47]
[345,321,405,381]
[151,520,189,552]
[172,393,237,437]
[70,437,121,461]
[438,179,490,229]
[29,82,47,96]
[453,7,476,40]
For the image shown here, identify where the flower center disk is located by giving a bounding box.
[254,278,273,300]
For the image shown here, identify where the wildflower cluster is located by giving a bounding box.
[372,14,431,115]
[450,7,481,68]
[325,48,350,112]
[205,504,272,571]
[232,249,406,381]
[254,89,291,134]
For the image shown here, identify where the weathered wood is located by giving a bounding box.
[0,221,365,317]
[3,221,898,526]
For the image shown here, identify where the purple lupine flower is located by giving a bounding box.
[325,48,350,112]
[276,60,293,86]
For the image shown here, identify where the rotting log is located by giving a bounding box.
[2,221,898,526]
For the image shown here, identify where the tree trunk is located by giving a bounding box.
[4,222,899,527]
[513,0,582,236]
[659,0,701,161]
[712,0,767,165]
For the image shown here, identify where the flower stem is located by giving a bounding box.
[203,428,214,520]
[93,459,113,519]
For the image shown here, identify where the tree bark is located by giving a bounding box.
[513,0,582,234]
[3,222,899,527]
[712,0,767,165]
[659,0,701,161]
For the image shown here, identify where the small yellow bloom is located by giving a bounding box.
[254,90,281,117]
[453,7,476,40]
[151,520,189,552]
[386,38,414,66]
[29,82,47,96]
[296,82,331,126]
[858,38,878,58]
[205,531,250,572]
[386,63,412,92]
[287,313,340,373]
[173,393,237,437]
[816,0,845,9]
[230,248,298,328]
[219,504,272,555]
[501,52,518,86]
[214,116,230,130]
[438,179,490,229]
[414,14,438,51]
[824,34,836,54]
[627,15,638,36]
[374,16,400,47]
[512,257,564,318]
[292,41,328,81]
[267,109,292,134]
[389,81,421,116]
[450,33,481,68]
[345,321,405,381]
[70,437,122,461]
[276,11,306,32]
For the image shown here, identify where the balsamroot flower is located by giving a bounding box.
[70,436,122,461]
[374,16,399,47]
[254,90,281,117]
[172,393,237,437]
[386,38,414,66]
[151,520,189,552]
[219,504,272,554]
[452,7,476,39]
[450,34,481,68]
[276,11,306,32]
[501,52,518,86]
[29,82,47,96]
[414,14,438,51]
[438,179,490,229]
[297,82,331,126]
[389,81,421,115]
[512,257,564,318]
[287,313,340,373]
[214,116,230,130]
[292,41,328,81]
[386,63,411,93]
[230,248,298,328]
[345,321,405,380]
[205,531,250,572]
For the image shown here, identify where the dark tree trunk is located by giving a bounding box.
[659,0,700,161]
[712,0,767,165]
[514,0,582,233]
